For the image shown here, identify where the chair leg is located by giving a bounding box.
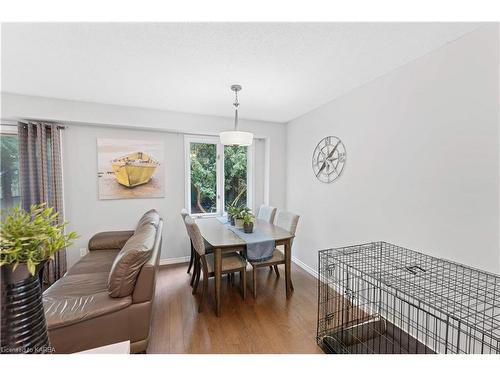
[252,267,257,299]
[269,266,273,271]
[190,253,198,286]
[240,269,246,300]
[192,258,201,295]
[187,245,194,274]
[198,269,208,313]
[273,265,280,278]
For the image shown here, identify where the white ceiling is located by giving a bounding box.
[1,23,481,123]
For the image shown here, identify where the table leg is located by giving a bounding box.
[214,248,222,316]
[285,239,292,298]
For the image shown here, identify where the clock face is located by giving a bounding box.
[312,136,346,183]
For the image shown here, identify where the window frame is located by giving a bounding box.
[0,124,20,210]
[184,135,254,217]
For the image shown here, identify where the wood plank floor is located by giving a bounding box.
[148,262,323,354]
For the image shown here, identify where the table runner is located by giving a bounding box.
[216,216,275,261]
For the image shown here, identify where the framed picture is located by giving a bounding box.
[97,138,165,200]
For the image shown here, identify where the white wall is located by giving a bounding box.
[286,25,500,274]
[1,94,286,267]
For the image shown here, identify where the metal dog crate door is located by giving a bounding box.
[316,242,500,354]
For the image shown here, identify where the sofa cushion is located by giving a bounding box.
[44,293,132,330]
[107,224,156,297]
[88,230,135,251]
[66,250,119,276]
[43,272,132,329]
[136,209,160,232]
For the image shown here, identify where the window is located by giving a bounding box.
[223,145,248,211]
[189,141,218,214]
[185,136,252,215]
[0,126,20,211]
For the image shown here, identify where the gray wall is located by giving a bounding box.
[286,25,500,273]
[61,125,272,267]
[1,94,286,267]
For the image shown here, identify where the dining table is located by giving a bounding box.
[195,217,295,316]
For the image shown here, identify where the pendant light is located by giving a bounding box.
[219,84,253,146]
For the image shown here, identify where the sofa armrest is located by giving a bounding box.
[88,230,135,251]
[132,220,162,303]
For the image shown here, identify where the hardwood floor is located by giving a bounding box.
[147,262,323,353]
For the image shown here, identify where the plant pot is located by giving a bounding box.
[234,218,244,229]
[230,216,235,226]
[0,262,51,354]
[227,214,233,224]
[243,222,254,233]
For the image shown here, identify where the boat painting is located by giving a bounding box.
[97,138,164,200]
[111,152,159,187]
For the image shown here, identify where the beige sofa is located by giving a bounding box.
[43,210,163,353]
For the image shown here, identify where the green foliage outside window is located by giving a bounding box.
[190,143,217,213]
[0,135,20,210]
[189,143,248,214]
[224,145,247,211]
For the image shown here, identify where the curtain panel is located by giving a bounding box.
[18,121,66,286]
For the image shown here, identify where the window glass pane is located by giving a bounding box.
[0,134,20,210]
[224,145,247,211]
[190,142,217,214]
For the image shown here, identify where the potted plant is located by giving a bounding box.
[235,207,250,229]
[243,212,254,233]
[0,204,77,354]
[227,204,238,226]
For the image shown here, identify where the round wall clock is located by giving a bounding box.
[312,136,346,183]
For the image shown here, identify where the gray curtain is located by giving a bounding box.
[18,121,66,286]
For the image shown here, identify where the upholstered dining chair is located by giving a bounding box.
[249,210,300,299]
[180,209,194,275]
[181,208,213,289]
[257,205,277,223]
[184,216,247,313]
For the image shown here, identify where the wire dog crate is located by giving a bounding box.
[316,242,500,354]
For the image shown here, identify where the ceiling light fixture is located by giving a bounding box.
[219,84,253,146]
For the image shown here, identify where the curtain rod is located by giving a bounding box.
[2,117,268,140]
[16,120,66,130]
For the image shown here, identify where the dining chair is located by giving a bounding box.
[181,209,216,289]
[249,210,300,299]
[257,205,277,223]
[184,216,247,313]
[180,209,194,275]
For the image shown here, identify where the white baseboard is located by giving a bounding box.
[160,256,190,266]
[292,256,318,279]
[160,255,318,279]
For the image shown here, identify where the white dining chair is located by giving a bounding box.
[257,205,277,223]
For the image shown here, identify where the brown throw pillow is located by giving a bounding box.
[136,209,160,232]
[108,224,156,297]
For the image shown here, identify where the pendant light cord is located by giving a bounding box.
[233,89,239,131]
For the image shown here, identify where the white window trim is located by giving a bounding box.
[184,135,254,217]
[0,124,18,135]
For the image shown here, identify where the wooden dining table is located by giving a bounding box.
[195,217,295,316]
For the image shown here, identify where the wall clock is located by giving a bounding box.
[312,136,346,183]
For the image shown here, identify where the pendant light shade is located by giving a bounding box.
[220,130,253,146]
[219,84,254,146]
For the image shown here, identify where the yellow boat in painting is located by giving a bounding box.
[111,152,159,187]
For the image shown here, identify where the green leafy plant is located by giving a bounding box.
[190,143,217,213]
[227,204,239,218]
[224,145,248,211]
[242,212,254,225]
[236,206,251,219]
[0,204,78,275]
